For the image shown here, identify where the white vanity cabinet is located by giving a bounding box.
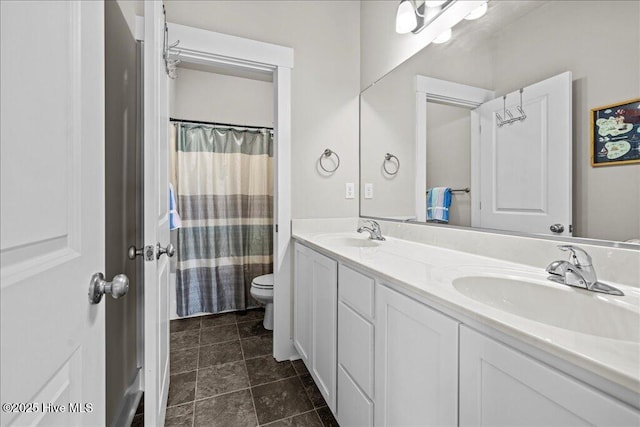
[293,242,338,413]
[293,240,639,427]
[337,264,375,427]
[375,284,459,427]
[459,326,640,427]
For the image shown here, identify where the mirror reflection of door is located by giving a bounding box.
[473,72,572,236]
[423,72,572,236]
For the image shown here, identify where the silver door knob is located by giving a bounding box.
[89,272,129,304]
[128,245,143,260]
[157,243,175,259]
[550,224,564,233]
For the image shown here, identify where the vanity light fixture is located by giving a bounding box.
[395,0,454,35]
[464,1,488,20]
[432,28,452,44]
[396,0,420,34]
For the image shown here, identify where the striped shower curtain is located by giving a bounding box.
[171,122,273,316]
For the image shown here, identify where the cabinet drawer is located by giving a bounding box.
[338,264,374,319]
[338,301,374,398]
[338,365,374,427]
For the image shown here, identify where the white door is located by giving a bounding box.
[474,72,572,236]
[142,2,171,426]
[0,1,106,426]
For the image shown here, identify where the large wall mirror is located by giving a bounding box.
[360,0,640,244]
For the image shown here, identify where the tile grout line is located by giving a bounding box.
[237,321,261,427]
[192,321,202,427]
[259,408,319,427]
[295,368,322,416]
[192,324,200,427]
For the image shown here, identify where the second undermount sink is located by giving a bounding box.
[453,276,639,342]
[315,233,381,248]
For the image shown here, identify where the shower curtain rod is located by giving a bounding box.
[170,117,273,131]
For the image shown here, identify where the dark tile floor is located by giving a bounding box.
[132,308,339,427]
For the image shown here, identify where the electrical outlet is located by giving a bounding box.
[365,183,373,199]
[345,182,355,199]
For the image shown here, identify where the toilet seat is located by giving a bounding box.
[252,273,273,289]
[250,273,274,331]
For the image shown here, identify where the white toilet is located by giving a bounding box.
[250,273,274,330]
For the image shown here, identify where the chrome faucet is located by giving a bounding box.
[357,220,385,241]
[546,245,623,296]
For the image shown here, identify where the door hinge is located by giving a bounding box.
[479,201,482,210]
[144,245,155,261]
[275,224,279,233]
[569,224,573,233]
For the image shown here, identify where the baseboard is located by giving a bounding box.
[111,368,143,427]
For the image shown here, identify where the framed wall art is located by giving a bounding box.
[591,98,640,167]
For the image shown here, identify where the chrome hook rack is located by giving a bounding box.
[496,88,527,127]
[163,5,181,79]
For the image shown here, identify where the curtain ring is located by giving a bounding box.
[319,149,340,173]
[383,153,400,175]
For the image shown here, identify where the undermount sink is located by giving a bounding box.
[453,276,639,342]
[315,233,381,248]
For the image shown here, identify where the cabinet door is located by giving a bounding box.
[294,243,338,414]
[311,249,338,413]
[338,365,374,427]
[294,243,313,366]
[460,326,640,426]
[375,285,458,427]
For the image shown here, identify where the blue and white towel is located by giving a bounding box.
[426,187,452,223]
[169,183,182,230]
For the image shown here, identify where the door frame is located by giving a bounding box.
[414,75,494,222]
[135,18,296,361]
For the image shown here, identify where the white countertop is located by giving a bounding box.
[292,227,640,397]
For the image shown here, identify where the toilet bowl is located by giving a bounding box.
[250,273,274,330]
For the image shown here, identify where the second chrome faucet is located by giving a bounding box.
[357,220,385,241]
[546,245,624,296]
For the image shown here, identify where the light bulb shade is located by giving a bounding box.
[396,0,418,34]
[432,27,452,44]
[464,2,488,20]
[424,1,447,7]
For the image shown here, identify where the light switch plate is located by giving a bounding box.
[345,182,355,199]
[365,183,373,199]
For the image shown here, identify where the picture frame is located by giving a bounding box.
[591,98,640,167]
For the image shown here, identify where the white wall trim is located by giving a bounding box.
[415,75,494,222]
[138,16,297,361]
[168,22,293,69]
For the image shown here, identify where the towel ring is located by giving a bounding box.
[383,153,400,175]
[319,149,340,173]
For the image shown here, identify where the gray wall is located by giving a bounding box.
[164,0,361,219]
[360,0,640,242]
[105,1,139,425]
[169,67,273,127]
[490,0,640,241]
